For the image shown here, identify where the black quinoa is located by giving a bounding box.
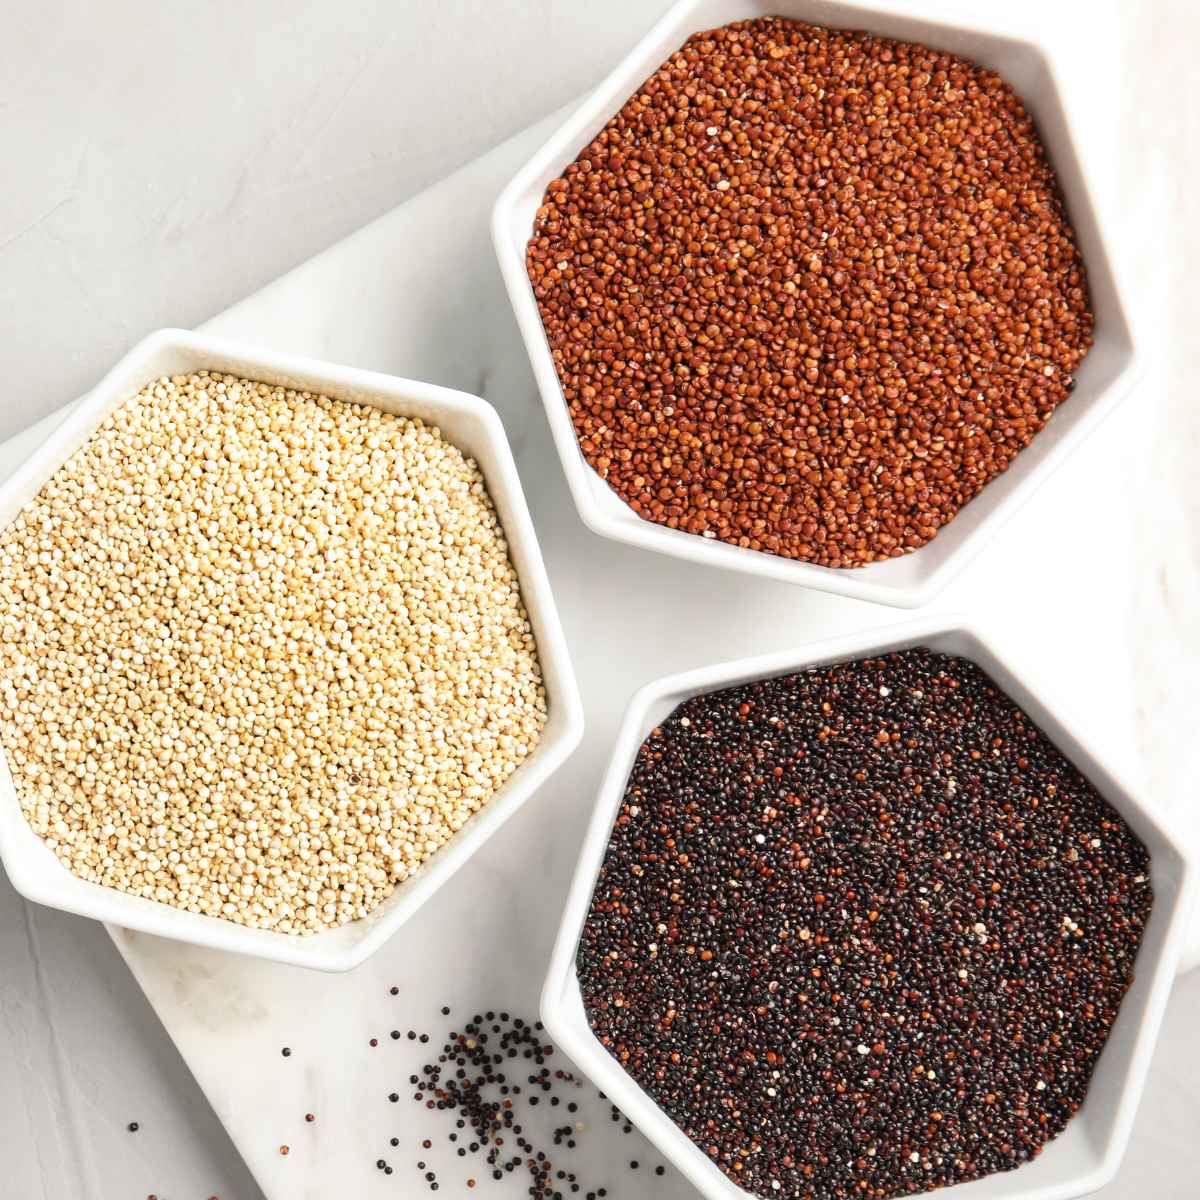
[577,648,1152,1200]
[405,1011,629,1199]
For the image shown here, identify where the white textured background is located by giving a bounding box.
[1,2,1198,1198]
[1,0,670,440]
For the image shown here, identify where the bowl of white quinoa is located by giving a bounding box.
[0,328,582,971]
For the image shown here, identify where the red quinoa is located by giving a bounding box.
[527,19,1094,567]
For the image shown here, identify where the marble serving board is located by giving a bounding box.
[0,4,1194,1196]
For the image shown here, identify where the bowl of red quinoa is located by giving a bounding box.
[0,328,584,971]
[493,1,1139,607]
[543,614,1195,1200]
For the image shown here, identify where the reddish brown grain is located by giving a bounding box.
[526,18,1094,567]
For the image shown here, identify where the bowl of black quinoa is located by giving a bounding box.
[543,615,1196,1200]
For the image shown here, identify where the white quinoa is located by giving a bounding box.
[0,372,547,934]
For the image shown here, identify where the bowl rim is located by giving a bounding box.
[0,326,584,972]
[491,0,1142,609]
[541,611,1197,1200]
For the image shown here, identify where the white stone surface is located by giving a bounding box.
[0,2,1197,1199]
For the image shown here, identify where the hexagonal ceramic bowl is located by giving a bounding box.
[0,328,584,971]
[493,0,1140,608]
[543,614,1195,1200]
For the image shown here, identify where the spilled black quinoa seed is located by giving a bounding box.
[577,648,1152,1200]
[405,1011,662,1196]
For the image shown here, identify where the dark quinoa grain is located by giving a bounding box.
[526,19,1093,568]
[577,648,1151,1200]
[404,1012,631,1198]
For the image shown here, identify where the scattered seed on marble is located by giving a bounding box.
[527,19,1093,568]
[578,648,1151,1200]
[396,1010,641,1198]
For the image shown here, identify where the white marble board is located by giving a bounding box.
[0,3,1195,1197]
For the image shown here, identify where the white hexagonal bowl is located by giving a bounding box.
[544,614,1196,1200]
[493,0,1140,608]
[0,328,584,972]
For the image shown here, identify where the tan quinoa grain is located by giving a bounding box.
[0,372,547,934]
[526,18,1094,567]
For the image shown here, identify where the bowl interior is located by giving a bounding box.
[0,332,579,969]
[545,624,1187,1199]
[498,0,1136,602]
